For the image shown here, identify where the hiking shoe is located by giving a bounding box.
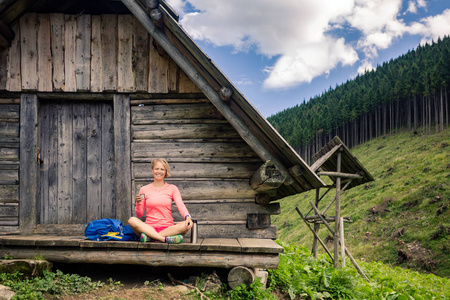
[165,234,183,244]
[140,233,148,243]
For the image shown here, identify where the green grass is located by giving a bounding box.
[268,242,450,300]
[273,128,450,277]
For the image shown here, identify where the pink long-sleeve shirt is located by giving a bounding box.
[136,182,189,228]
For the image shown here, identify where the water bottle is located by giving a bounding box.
[190,220,198,243]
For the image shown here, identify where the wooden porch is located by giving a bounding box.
[0,235,283,270]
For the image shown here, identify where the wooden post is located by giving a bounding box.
[334,148,342,268]
[296,207,333,262]
[321,179,352,215]
[19,94,39,232]
[340,217,345,268]
[114,94,132,222]
[312,188,320,258]
[310,201,369,281]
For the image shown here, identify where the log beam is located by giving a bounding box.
[304,215,352,223]
[0,247,280,269]
[250,161,286,192]
[150,8,163,28]
[144,0,159,10]
[317,171,363,179]
[220,86,232,101]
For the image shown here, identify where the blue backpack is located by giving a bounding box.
[84,218,138,241]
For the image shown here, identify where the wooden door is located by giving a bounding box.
[38,101,115,224]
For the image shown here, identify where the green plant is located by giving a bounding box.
[2,254,16,260]
[226,278,276,300]
[0,269,104,299]
[268,242,450,300]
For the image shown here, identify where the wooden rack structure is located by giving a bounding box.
[296,137,374,280]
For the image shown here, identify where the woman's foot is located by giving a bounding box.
[165,234,183,244]
[140,233,148,242]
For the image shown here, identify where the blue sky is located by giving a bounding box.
[167,0,450,117]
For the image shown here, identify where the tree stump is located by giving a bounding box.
[227,266,255,289]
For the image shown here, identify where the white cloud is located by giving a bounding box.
[264,37,358,89]
[166,0,187,15]
[357,60,375,75]
[170,0,449,90]
[177,0,357,89]
[408,9,450,42]
[407,1,418,14]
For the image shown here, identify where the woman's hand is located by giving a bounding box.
[185,216,193,229]
[136,194,144,203]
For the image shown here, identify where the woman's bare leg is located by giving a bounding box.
[158,221,190,237]
[127,217,165,242]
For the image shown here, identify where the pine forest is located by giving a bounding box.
[268,36,450,164]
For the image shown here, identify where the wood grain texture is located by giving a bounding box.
[0,185,18,203]
[64,15,76,91]
[72,103,87,223]
[0,247,279,269]
[90,15,102,92]
[0,46,8,90]
[19,94,38,231]
[86,103,102,221]
[20,13,38,90]
[37,14,52,91]
[114,94,132,222]
[133,17,149,92]
[148,36,168,93]
[117,14,134,92]
[6,22,20,91]
[101,15,118,91]
[132,141,257,160]
[57,102,73,224]
[75,14,91,91]
[50,14,65,91]
[101,103,115,218]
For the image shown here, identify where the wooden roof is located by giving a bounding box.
[0,0,325,196]
[311,136,374,189]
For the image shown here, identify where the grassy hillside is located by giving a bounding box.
[273,128,450,277]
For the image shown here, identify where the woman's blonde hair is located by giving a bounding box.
[151,158,171,178]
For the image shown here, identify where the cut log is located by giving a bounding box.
[144,0,159,10]
[250,161,286,192]
[228,266,255,289]
[150,8,163,28]
[220,86,232,101]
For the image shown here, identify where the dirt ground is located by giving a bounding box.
[47,263,230,300]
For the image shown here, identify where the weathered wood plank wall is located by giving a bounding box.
[0,13,280,239]
[0,101,19,230]
[0,13,201,93]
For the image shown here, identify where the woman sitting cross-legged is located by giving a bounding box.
[128,158,193,244]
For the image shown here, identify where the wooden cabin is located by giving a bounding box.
[0,0,325,283]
